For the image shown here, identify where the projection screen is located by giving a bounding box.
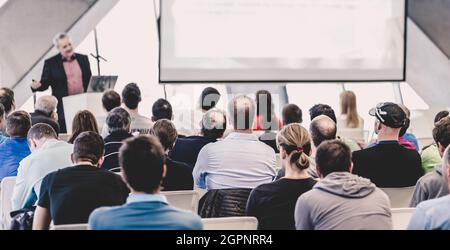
[159,0,406,82]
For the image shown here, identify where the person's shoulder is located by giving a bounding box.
[416,195,450,215]
[89,205,124,228]
[46,54,62,63]
[417,168,442,185]
[168,207,203,229]
[167,158,191,171]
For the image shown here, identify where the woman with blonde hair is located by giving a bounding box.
[246,123,317,230]
[68,110,99,143]
[338,91,364,141]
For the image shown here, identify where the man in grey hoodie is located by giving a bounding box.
[295,140,392,230]
[410,117,450,207]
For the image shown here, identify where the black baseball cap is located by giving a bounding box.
[369,102,406,128]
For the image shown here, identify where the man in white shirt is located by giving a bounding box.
[11,123,73,210]
[193,95,277,190]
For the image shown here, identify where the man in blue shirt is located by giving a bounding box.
[0,111,31,180]
[408,145,450,230]
[89,135,203,230]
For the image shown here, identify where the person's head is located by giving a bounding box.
[433,116,450,157]
[0,103,5,132]
[69,110,99,144]
[71,132,104,166]
[119,135,166,194]
[277,123,312,173]
[282,104,303,125]
[398,104,411,137]
[434,110,449,124]
[152,98,173,122]
[102,90,121,112]
[35,95,58,121]
[152,119,177,151]
[201,109,227,139]
[369,102,406,139]
[122,83,142,110]
[0,87,15,115]
[107,107,131,134]
[228,95,256,131]
[340,91,360,128]
[442,145,450,188]
[309,104,337,123]
[53,33,74,59]
[6,111,31,138]
[315,140,352,178]
[27,123,57,152]
[200,87,221,111]
[309,115,337,147]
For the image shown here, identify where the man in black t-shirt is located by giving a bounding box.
[32,132,129,229]
[352,103,423,188]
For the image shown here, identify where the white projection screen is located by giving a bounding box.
[159,0,406,83]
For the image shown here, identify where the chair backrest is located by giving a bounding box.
[162,190,200,213]
[0,177,16,230]
[337,128,365,143]
[380,186,415,208]
[51,224,88,230]
[391,208,415,230]
[202,217,258,230]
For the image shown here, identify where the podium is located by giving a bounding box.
[63,93,104,134]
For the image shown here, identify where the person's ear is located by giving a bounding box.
[316,165,323,179]
[348,163,354,174]
[279,147,287,160]
[438,143,446,156]
[151,116,156,122]
[162,164,167,178]
[97,156,105,167]
[70,153,75,164]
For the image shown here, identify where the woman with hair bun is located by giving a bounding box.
[245,123,317,230]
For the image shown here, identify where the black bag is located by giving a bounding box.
[9,207,36,230]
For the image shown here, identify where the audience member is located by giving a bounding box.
[102,90,121,112]
[0,104,7,144]
[246,124,316,230]
[102,108,133,171]
[0,111,31,180]
[99,90,121,136]
[309,104,337,123]
[253,90,282,131]
[295,140,392,230]
[120,83,153,135]
[11,124,73,210]
[170,109,227,168]
[337,91,364,142]
[200,87,221,112]
[33,132,129,229]
[193,95,276,190]
[421,110,449,173]
[282,104,303,125]
[152,98,173,122]
[153,119,193,191]
[31,96,60,135]
[408,145,450,230]
[352,103,423,187]
[410,116,450,207]
[398,104,419,151]
[68,110,99,144]
[0,87,16,116]
[89,136,202,230]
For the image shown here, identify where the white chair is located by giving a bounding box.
[380,186,415,208]
[162,190,200,213]
[0,177,16,230]
[202,217,258,230]
[391,208,415,230]
[51,224,88,230]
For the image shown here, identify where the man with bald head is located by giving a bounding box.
[193,95,277,190]
[408,145,450,230]
[31,96,60,135]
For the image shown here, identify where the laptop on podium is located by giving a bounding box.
[87,76,118,93]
